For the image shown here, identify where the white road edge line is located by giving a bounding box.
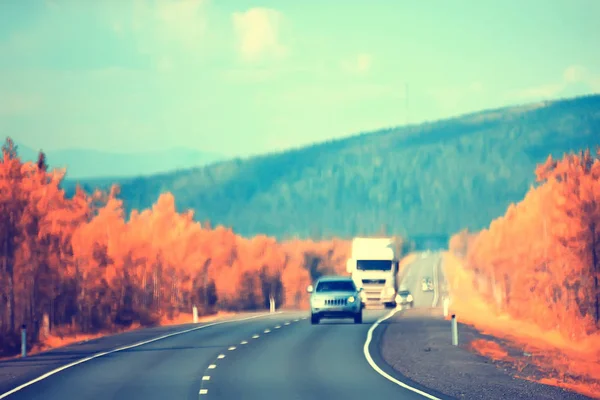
[228,346,236,351]
[0,312,281,399]
[363,308,442,400]
[199,389,208,395]
[202,376,210,381]
[208,364,216,369]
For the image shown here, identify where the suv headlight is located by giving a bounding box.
[348,296,355,303]
[407,294,413,302]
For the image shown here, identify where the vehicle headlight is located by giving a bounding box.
[347,296,355,303]
[407,295,413,302]
[311,297,324,307]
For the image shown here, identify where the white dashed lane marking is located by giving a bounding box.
[0,313,281,400]
[198,315,306,397]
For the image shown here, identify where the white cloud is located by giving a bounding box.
[512,83,564,99]
[511,65,600,101]
[121,0,210,60]
[0,0,212,72]
[564,65,600,92]
[341,53,373,75]
[232,8,287,63]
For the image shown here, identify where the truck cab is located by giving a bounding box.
[346,237,399,309]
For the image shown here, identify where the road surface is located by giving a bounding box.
[399,250,443,308]
[1,253,446,400]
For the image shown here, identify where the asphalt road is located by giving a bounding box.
[1,253,446,400]
[399,251,443,308]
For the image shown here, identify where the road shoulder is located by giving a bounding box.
[377,308,592,400]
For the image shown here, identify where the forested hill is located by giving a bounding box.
[64,94,600,244]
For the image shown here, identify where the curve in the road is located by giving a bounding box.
[0,312,283,400]
[364,307,442,400]
[2,255,448,400]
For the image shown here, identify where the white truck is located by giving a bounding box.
[346,237,400,308]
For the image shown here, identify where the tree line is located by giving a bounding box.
[0,137,353,356]
[449,147,600,338]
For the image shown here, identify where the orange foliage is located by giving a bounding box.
[0,137,360,356]
[469,339,508,360]
[447,147,600,397]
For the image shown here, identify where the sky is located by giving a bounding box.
[1,0,599,157]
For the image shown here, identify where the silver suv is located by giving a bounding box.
[307,276,363,324]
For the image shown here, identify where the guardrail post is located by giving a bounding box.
[21,324,27,358]
[451,314,458,346]
[269,296,275,313]
[192,305,198,323]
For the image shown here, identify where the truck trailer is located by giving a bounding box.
[346,237,400,308]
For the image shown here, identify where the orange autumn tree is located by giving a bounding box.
[449,147,600,338]
[536,149,600,331]
[0,136,359,356]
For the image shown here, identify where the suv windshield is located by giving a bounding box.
[316,280,356,292]
[398,290,411,296]
[356,260,392,271]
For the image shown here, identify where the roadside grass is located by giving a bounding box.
[444,252,600,399]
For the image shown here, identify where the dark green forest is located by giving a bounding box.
[62,94,600,248]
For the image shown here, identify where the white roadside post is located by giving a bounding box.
[443,297,450,318]
[192,306,198,323]
[269,296,275,313]
[451,314,458,346]
[21,324,27,358]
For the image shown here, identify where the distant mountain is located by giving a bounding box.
[63,94,600,246]
[14,145,223,179]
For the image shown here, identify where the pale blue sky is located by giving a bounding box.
[1,0,599,157]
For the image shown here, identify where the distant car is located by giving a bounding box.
[421,277,434,292]
[395,289,414,308]
[307,276,363,324]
